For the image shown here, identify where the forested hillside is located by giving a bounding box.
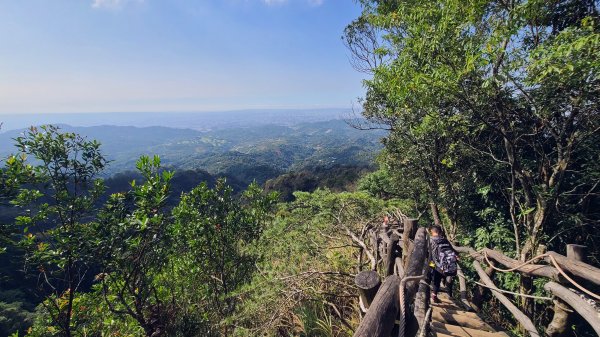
[1,0,599,336]
[0,119,383,183]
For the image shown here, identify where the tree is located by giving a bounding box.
[92,155,174,337]
[9,125,107,336]
[171,179,277,336]
[347,0,599,324]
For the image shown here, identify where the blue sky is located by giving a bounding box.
[0,0,364,114]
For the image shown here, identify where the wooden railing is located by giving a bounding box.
[351,217,600,337]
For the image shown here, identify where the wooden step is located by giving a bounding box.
[431,302,462,310]
[436,292,457,303]
[432,311,495,332]
[431,329,483,337]
[433,307,483,320]
[431,332,466,337]
[431,323,508,337]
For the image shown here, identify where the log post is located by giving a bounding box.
[402,219,418,266]
[544,281,600,336]
[413,253,432,334]
[404,227,428,304]
[355,271,381,310]
[395,257,405,278]
[471,262,494,312]
[353,275,401,337]
[566,244,587,263]
[385,233,400,276]
[546,245,587,337]
[371,230,379,270]
[456,264,473,311]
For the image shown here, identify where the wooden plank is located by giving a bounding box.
[431,323,507,337]
[432,311,495,332]
[433,307,488,320]
[431,333,463,337]
[432,331,509,337]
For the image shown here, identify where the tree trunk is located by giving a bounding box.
[430,202,442,226]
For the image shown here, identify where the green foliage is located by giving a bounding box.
[0,300,36,336]
[5,125,108,336]
[91,155,174,336]
[25,288,144,337]
[265,165,372,202]
[170,179,278,334]
[347,0,600,331]
[233,189,391,336]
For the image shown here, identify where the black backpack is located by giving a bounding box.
[432,237,458,276]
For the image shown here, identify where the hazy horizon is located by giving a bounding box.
[0,108,355,132]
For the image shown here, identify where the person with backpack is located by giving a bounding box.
[428,225,458,303]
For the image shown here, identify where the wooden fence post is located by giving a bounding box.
[404,227,428,302]
[402,218,418,266]
[546,245,587,337]
[544,281,600,336]
[414,254,432,334]
[385,233,400,276]
[355,271,381,310]
[566,244,587,263]
[353,275,401,337]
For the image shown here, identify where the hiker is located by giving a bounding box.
[428,225,458,303]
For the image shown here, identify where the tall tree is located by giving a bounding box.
[347,0,599,319]
[9,125,107,336]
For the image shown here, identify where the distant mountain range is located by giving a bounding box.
[0,115,386,187]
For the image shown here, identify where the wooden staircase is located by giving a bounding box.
[429,293,509,337]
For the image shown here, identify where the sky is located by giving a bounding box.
[0,0,365,114]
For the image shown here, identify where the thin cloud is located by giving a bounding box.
[92,0,143,10]
[261,0,324,6]
[262,0,287,5]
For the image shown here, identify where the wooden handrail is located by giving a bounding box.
[473,261,540,337]
[544,251,600,286]
[354,219,599,337]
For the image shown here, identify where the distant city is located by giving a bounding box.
[0,109,352,132]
